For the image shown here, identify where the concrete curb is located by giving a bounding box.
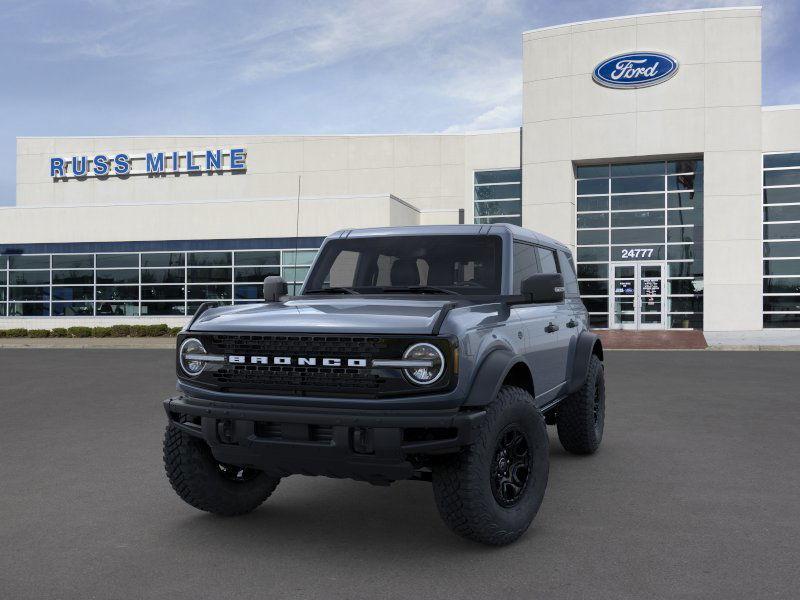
[0,338,177,349]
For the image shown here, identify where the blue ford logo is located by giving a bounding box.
[593,52,678,89]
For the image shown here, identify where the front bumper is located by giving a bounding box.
[163,395,486,484]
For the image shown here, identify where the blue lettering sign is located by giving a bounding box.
[113,153,130,175]
[72,156,88,177]
[171,151,180,172]
[206,149,221,170]
[50,158,65,177]
[186,150,200,172]
[93,154,109,176]
[146,152,165,173]
[230,148,246,170]
[593,52,678,89]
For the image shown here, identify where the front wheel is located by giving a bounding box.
[431,386,549,546]
[163,423,280,516]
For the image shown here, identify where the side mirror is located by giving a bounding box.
[521,273,565,304]
[263,275,288,302]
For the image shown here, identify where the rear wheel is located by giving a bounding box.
[431,386,549,546]
[163,423,280,516]
[556,354,605,454]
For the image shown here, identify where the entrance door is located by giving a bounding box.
[610,262,666,330]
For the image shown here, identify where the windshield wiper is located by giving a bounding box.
[304,287,360,295]
[378,285,460,296]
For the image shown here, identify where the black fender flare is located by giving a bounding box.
[463,347,527,407]
[566,331,603,394]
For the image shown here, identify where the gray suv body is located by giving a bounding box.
[163,224,605,545]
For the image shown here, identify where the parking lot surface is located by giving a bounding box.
[1,349,798,600]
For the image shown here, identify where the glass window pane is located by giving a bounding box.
[670,314,703,329]
[668,279,703,295]
[577,264,608,279]
[611,194,664,210]
[187,267,231,283]
[667,174,700,191]
[764,314,800,328]
[764,223,800,240]
[282,266,310,282]
[96,269,138,284]
[577,179,608,195]
[764,241,800,258]
[140,302,186,316]
[52,286,94,301]
[577,247,609,262]
[583,298,609,312]
[577,213,608,228]
[475,184,521,200]
[669,297,703,312]
[764,205,800,222]
[763,187,800,204]
[0,272,5,286]
[141,253,185,268]
[764,170,800,187]
[0,255,6,269]
[474,216,522,225]
[589,314,609,328]
[763,277,800,293]
[667,209,699,226]
[96,286,139,301]
[52,302,94,316]
[187,284,232,300]
[611,210,665,228]
[577,197,608,212]
[536,247,559,274]
[9,255,49,269]
[764,153,800,169]
[188,251,232,266]
[96,254,138,268]
[668,262,695,277]
[474,199,522,217]
[579,281,608,295]
[611,162,664,177]
[576,165,608,178]
[52,254,93,269]
[234,284,262,300]
[513,242,539,294]
[474,170,520,184]
[234,266,280,282]
[234,251,280,266]
[764,259,800,275]
[667,245,694,261]
[667,191,702,209]
[10,287,50,301]
[611,228,664,244]
[667,160,702,174]
[141,285,185,300]
[667,227,695,243]
[8,302,49,316]
[142,268,185,284]
[611,176,663,194]
[96,302,139,316]
[577,230,608,245]
[763,296,800,312]
[10,270,50,285]
[284,250,318,265]
[52,270,93,284]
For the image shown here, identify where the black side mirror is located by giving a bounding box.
[521,273,565,303]
[263,275,288,302]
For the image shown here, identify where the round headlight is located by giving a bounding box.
[179,338,207,377]
[403,343,445,386]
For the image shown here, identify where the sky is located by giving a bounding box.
[1,0,798,206]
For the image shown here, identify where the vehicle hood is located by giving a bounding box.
[188,297,455,335]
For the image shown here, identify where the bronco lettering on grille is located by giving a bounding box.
[228,355,369,368]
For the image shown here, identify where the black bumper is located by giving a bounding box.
[163,395,486,484]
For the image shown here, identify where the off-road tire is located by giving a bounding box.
[163,423,280,516]
[556,354,605,455]
[431,386,549,546]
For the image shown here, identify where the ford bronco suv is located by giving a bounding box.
[163,224,605,545]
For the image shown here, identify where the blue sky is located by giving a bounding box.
[1,0,798,206]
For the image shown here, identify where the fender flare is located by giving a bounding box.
[567,331,603,394]
[463,347,527,407]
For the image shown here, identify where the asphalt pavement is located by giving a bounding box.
[1,349,798,599]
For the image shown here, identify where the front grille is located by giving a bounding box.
[184,333,453,398]
[253,421,334,444]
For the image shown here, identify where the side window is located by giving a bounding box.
[536,247,560,274]
[513,241,540,293]
[558,250,579,296]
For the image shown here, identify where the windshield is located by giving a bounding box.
[302,235,503,296]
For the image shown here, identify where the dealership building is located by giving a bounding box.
[2,6,799,337]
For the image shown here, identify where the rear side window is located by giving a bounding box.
[513,242,540,294]
[536,247,560,274]
[558,250,579,296]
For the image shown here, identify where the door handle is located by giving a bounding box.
[545,322,559,333]
[566,319,577,328]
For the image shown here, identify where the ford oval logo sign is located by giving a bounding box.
[593,52,679,89]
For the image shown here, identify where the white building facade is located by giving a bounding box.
[2,6,799,334]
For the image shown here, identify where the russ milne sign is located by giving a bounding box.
[593,52,678,89]
[50,148,246,179]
